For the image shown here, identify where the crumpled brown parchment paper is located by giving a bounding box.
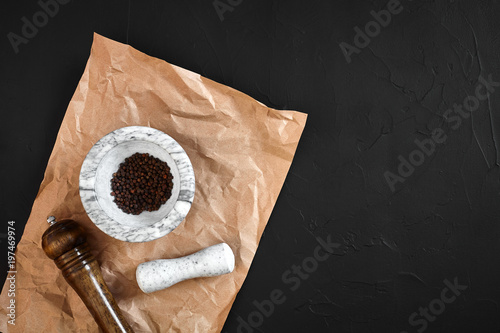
[0,33,307,333]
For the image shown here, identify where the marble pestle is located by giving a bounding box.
[136,243,235,293]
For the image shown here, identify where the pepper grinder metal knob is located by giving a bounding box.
[136,243,235,293]
[42,216,134,333]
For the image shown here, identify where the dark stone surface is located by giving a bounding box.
[2,0,500,332]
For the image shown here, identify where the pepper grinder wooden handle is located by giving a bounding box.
[42,216,134,333]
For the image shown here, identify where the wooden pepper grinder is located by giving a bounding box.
[42,216,134,333]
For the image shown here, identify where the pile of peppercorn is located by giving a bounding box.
[111,153,174,215]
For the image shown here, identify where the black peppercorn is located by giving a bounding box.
[110,153,174,215]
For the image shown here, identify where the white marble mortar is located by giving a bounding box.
[79,126,195,242]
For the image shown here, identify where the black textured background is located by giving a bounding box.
[2,1,500,332]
